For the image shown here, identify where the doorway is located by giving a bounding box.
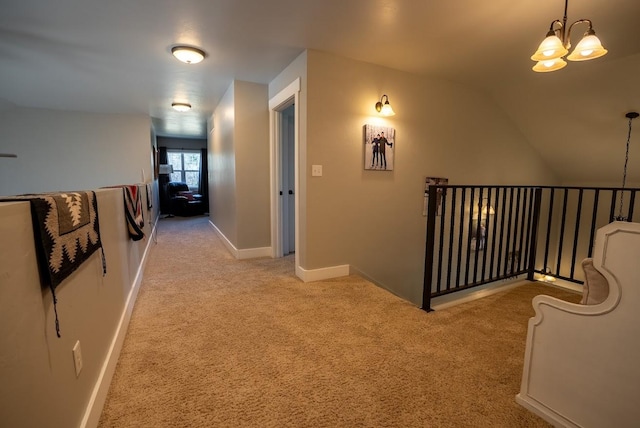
[280,104,295,255]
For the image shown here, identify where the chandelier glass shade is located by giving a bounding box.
[566,32,608,61]
[531,33,568,61]
[532,57,567,72]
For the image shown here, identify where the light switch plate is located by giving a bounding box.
[72,340,83,377]
[312,165,323,177]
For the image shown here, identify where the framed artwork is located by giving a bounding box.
[423,177,448,216]
[364,124,395,171]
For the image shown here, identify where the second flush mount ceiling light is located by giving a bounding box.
[171,102,192,112]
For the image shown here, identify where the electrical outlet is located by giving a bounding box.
[72,340,83,377]
[311,165,323,177]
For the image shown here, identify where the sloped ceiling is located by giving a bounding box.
[1,0,639,184]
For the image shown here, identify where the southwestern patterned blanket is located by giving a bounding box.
[104,185,145,241]
[0,191,105,336]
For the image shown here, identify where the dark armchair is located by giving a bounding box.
[166,181,205,216]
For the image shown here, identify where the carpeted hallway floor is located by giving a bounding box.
[98,216,580,427]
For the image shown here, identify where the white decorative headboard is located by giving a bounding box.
[516,221,640,428]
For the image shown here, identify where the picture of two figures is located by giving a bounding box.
[364,124,395,171]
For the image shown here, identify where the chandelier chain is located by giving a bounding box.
[617,117,634,220]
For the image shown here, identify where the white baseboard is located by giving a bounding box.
[207,221,348,281]
[431,277,527,311]
[297,264,350,282]
[430,276,582,311]
[237,246,272,259]
[80,218,158,428]
[208,220,271,259]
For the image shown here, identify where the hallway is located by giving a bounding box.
[98,216,578,427]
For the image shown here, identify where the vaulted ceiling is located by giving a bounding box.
[1,0,639,183]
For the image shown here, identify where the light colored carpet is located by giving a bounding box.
[98,216,580,427]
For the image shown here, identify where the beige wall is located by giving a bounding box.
[0,188,154,428]
[234,81,270,249]
[0,107,152,196]
[209,83,238,244]
[208,49,560,304]
[302,50,559,304]
[209,80,270,249]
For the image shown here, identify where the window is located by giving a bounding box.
[167,150,201,191]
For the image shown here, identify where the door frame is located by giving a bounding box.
[269,78,300,267]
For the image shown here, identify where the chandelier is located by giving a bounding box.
[531,0,607,72]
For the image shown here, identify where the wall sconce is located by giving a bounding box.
[158,164,174,175]
[480,202,495,216]
[472,198,495,219]
[375,95,395,116]
[540,267,557,283]
[615,111,639,221]
[171,46,206,64]
[172,102,192,112]
[531,0,607,72]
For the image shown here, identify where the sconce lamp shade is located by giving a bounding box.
[171,46,206,64]
[482,204,495,216]
[531,33,568,61]
[375,95,395,116]
[159,164,174,175]
[472,201,495,219]
[532,57,567,72]
[380,103,395,116]
[566,33,608,61]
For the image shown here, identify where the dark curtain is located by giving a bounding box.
[199,148,209,213]
[159,147,169,214]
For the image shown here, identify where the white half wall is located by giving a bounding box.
[0,187,155,428]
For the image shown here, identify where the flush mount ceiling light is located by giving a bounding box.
[172,102,192,112]
[171,46,206,64]
[531,0,607,72]
[375,94,395,116]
